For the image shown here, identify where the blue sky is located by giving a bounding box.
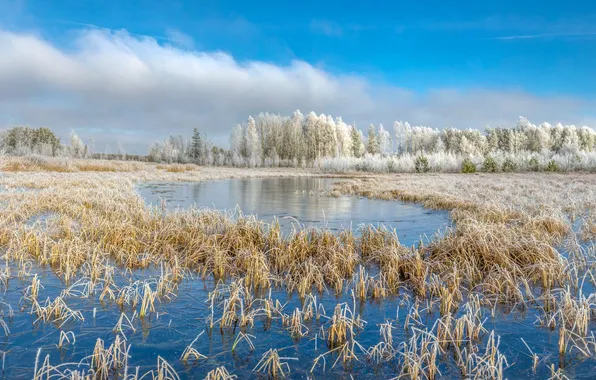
[0,0,595,151]
[10,0,596,95]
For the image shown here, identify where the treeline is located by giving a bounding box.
[147,110,596,172]
[227,112,596,166]
[3,111,596,173]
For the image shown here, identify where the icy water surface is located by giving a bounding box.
[3,261,595,379]
[138,177,451,246]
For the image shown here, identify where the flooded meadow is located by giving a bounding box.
[0,167,594,379]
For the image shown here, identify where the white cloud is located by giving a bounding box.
[164,28,195,48]
[0,28,593,153]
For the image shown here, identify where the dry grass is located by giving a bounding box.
[157,163,200,172]
[1,155,148,172]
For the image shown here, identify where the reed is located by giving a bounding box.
[324,302,366,348]
[253,349,296,378]
[0,317,9,336]
[24,273,43,301]
[89,335,129,379]
[181,332,208,363]
[283,308,308,338]
[113,312,136,338]
[231,332,255,352]
[204,366,237,380]
[30,296,84,327]
[154,356,181,380]
[57,330,76,349]
[521,338,539,373]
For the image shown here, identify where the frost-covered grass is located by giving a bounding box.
[0,155,149,172]
[317,151,596,173]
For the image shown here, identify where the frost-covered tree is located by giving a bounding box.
[550,123,565,152]
[561,125,580,154]
[321,115,338,158]
[486,128,499,152]
[284,110,304,163]
[578,126,596,151]
[335,117,352,157]
[255,112,284,162]
[378,124,392,155]
[69,131,86,158]
[394,121,413,154]
[303,112,319,161]
[230,124,245,165]
[350,126,364,158]
[165,134,188,163]
[366,124,380,155]
[523,123,551,152]
[116,142,126,160]
[148,142,162,162]
[245,116,261,167]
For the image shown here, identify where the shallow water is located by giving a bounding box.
[137,177,451,246]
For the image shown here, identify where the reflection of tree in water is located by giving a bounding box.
[191,181,203,202]
[226,177,354,227]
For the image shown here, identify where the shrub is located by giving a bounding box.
[415,155,430,173]
[528,157,540,172]
[461,158,476,174]
[482,156,498,172]
[386,158,397,173]
[545,160,559,172]
[501,158,517,173]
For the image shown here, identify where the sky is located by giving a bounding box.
[0,0,595,153]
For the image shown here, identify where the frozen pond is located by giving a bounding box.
[138,177,451,246]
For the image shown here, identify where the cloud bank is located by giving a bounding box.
[0,28,593,153]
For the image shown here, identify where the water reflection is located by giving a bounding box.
[138,177,451,246]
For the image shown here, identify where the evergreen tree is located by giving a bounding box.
[191,128,203,163]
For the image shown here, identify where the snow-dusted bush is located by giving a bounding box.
[415,155,430,173]
[316,151,596,173]
[482,156,498,173]
[461,158,477,173]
